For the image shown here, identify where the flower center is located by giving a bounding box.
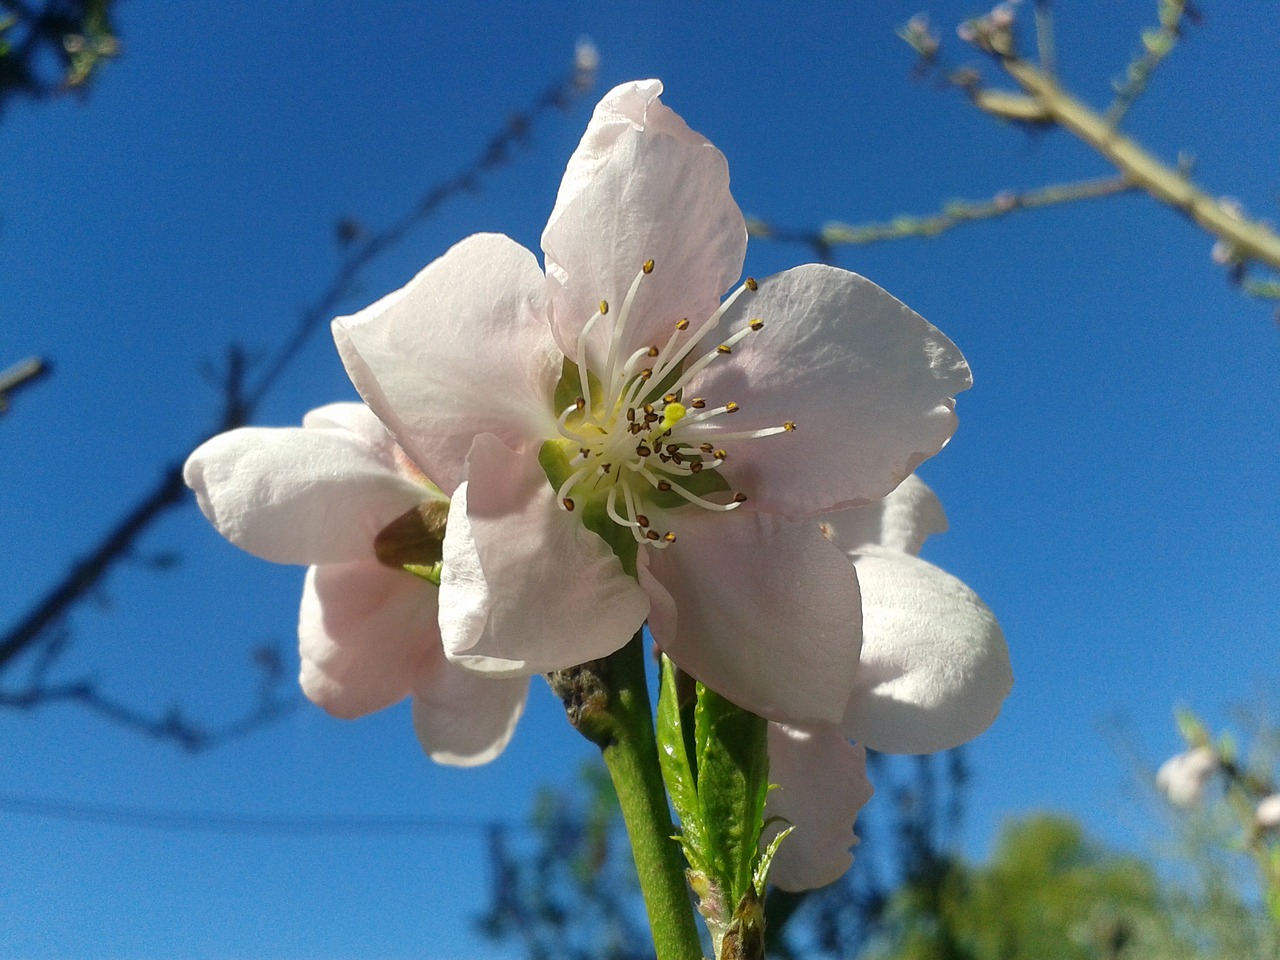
[549,260,795,549]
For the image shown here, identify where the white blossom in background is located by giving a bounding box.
[333,79,971,726]
[184,403,528,766]
[1256,793,1280,830]
[1156,745,1219,807]
[763,475,1012,891]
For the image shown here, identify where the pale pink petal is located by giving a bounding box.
[438,434,649,675]
[842,548,1011,753]
[817,475,948,557]
[682,264,971,520]
[332,233,562,495]
[641,510,861,725]
[763,724,872,892]
[298,561,438,718]
[411,667,529,767]
[541,80,747,370]
[302,402,399,463]
[184,425,429,565]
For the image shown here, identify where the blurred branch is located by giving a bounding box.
[0,355,50,413]
[0,47,598,747]
[748,174,1135,263]
[0,0,119,110]
[1106,0,1198,127]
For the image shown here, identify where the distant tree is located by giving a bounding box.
[0,0,119,111]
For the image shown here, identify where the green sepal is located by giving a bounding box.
[403,562,442,586]
[752,824,793,897]
[694,683,770,905]
[656,655,708,874]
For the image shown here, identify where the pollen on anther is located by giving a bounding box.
[691,398,706,409]
[575,397,586,411]
[715,449,728,460]
[644,404,655,414]
[643,259,655,274]
[647,346,660,357]
[562,498,576,511]
[725,401,740,413]
[636,514,650,528]
[663,393,678,404]
[663,532,677,543]
[717,344,732,355]
[699,442,714,453]
[640,369,652,380]
[645,530,661,541]
[676,318,690,330]
[749,319,764,331]
[599,300,609,315]
[783,421,797,431]
[745,277,758,291]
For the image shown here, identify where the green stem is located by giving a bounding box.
[550,635,704,960]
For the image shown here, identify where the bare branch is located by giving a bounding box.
[0,355,50,413]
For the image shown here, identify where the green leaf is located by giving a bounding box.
[694,683,770,902]
[656,656,708,873]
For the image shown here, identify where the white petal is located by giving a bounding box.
[184,424,429,565]
[438,434,649,675]
[641,510,861,725]
[684,264,971,520]
[763,724,873,892]
[411,667,529,767]
[541,80,747,371]
[332,233,562,495]
[298,561,439,718]
[842,548,1011,754]
[817,475,948,557]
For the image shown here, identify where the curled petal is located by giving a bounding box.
[542,79,747,370]
[842,548,1011,754]
[641,510,861,725]
[333,233,562,495]
[438,434,649,675]
[412,667,529,768]
[185,425,428,565]
[763,724,873,892]
[818,475,948,557]
[298,561,438,718]
[686,264,971,520]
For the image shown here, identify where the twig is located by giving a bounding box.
[1105,0,1196,128]
[748,174,1136,260]
[0,355,50,413]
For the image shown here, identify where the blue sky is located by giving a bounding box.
[2,2,1278,958]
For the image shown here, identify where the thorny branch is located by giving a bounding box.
[1,47,599,747]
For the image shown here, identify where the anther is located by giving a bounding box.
[690,461,703,473]
[639,369,652,380]
[745,277,758,291]
[676,318,690,330]
[646,530,661,541]
[647,346,660,357]
[749,319,764,331]
[575,397,586,411]
[725,401,740,413]
[715,449,728,460]
[732,492,748,503]
[666,444,679,455]
[657,480,672,492]
[784,421,797,431]
[699,442,714,453]
[663,393,678,404]
[643,404,655,414]
[599,300,609,315]
[690,398,706,409]
[626,408,636,422]
[636,444,652,457]
[636,514,650,528]
[717,344,732,355]
[562,498,576,511]
[663,532,677,543]
[643,259,655,274]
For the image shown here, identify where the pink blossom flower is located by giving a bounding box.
[184,403,528,766]
[763,475,1011,890]
[1256,793,1280,830]
[1156,745,1218,807]
[333,80,971,725]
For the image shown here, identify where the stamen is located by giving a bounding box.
[648,278,758,385]
[604,263,652,395]
[562,498,575,511]
[639,467,744,511]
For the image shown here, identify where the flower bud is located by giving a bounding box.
[1156,745,1218,808]
[1256,793,1280,830]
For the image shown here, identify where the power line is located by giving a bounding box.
[0,793,539,836]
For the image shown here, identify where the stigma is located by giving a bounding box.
[552,260,795,548]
